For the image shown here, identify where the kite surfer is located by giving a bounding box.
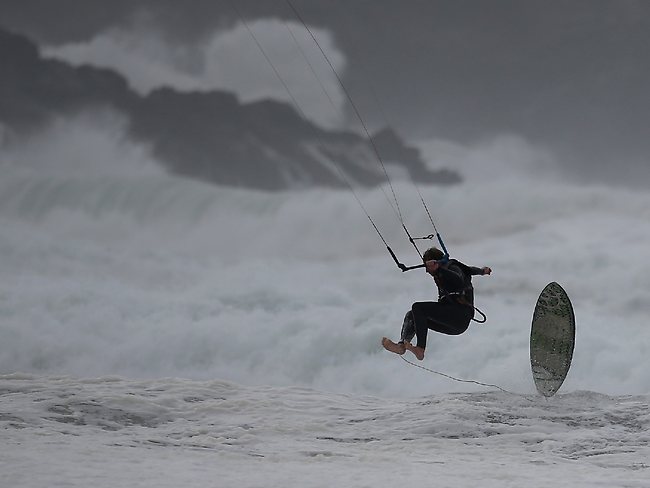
[382,247,492,360]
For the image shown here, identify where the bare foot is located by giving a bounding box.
[381,337,405,355]
[404,342,425,360]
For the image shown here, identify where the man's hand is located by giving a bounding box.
[425,260,440,275]
[482,267,492,275]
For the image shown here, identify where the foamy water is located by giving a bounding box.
[2,374,649,488]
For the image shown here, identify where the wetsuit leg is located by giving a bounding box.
[411,301,473,349]
[399,310,416,344]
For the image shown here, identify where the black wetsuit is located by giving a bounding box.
[400,259,484,350]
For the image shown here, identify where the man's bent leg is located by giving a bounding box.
[411,302,440,350]
[408,302,442,360]
[399,310,416,344]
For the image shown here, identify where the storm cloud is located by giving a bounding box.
[2,0,649,185]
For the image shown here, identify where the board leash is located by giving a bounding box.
[399,356,536,402]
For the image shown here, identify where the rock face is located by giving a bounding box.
[0,27,460,190]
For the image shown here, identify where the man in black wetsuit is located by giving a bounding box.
[382,247,491,360]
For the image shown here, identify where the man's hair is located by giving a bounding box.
[423,247,444,262]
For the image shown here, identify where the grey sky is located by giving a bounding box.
[2,0,649,185]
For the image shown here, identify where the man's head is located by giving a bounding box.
[423,247,444,262]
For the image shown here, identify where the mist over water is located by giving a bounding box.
[2,115,649,398]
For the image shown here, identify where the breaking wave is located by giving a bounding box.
[1,117,650,397]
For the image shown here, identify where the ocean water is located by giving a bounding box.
[2,374,649,487]
[1,118,650,486]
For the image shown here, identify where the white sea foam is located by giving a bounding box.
[2,374,649,488]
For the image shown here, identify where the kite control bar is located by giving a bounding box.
[387,232,450,273]
[387,246,426,272]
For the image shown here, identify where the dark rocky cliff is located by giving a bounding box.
[0,27,460,189]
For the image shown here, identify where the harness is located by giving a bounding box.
[440,291,488,323]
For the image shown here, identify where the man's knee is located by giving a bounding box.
[411,302,429,316]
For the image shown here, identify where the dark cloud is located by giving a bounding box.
[2,0,649,185]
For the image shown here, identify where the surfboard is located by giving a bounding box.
[530,282,575,397]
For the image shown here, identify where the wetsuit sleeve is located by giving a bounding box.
[466,266,486,276]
